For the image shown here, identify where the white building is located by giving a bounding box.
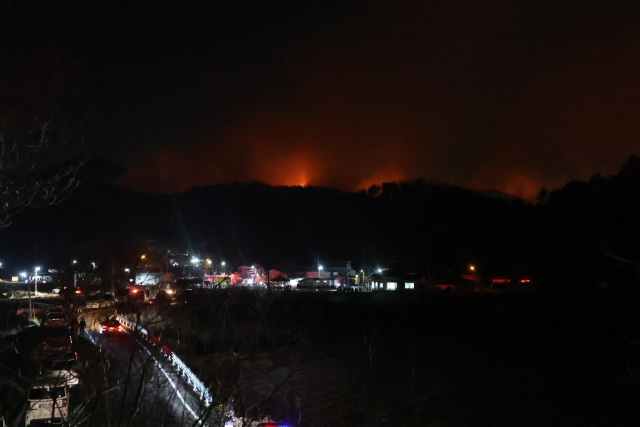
[136,270,161,286]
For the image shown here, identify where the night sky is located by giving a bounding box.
[13,0,640,198]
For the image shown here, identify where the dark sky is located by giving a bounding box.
[13,0,640,198]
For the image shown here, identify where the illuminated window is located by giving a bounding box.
[405,282,414,289]
[387,282,397,290]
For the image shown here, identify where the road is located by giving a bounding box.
[4,301,218,426]
[75,310,217,426]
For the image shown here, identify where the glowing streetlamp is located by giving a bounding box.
[470,266,475,271]
[141,255,146,259]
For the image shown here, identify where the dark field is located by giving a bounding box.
[183,290,640,426]
[2,289,639,426]
[307,294,635,426]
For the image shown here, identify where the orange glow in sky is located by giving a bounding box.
[356,165,408,191]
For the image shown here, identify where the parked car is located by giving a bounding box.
[43,328,72,355]
[40,353,80,388]
[25,378,69,426]
[52,286,74,296]
[44,313,69,329]
[45,307,64,316]
[297,278,339,292]
[16,301,46,319]
[338,284,363,292]
[99,318,124,336]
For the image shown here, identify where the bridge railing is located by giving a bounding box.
[115,315,212,406]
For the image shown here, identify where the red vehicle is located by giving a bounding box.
[16,301,46,319]
[44,313,69,329]
[43,328,72,354]
[100,318,124,336]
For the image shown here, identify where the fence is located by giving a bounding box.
[115,315,212,406]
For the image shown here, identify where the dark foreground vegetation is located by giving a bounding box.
[2,281,640,426]
[129,287,640,426]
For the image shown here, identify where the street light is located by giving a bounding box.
[35,267,40,297]
[141,255,146,259]
[189,258,200,277]
[470,266,475,271]
[124,268,130,273]
[25,270,33,319]
[72,260,77,264]
[378,268,382,273]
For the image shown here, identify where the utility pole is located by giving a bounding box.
[346,261,350,288]
[27,277,33,320]
[362,251,367,291]
[111,261,115,295]
[266,266,271,295]
[34,241,38,297]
